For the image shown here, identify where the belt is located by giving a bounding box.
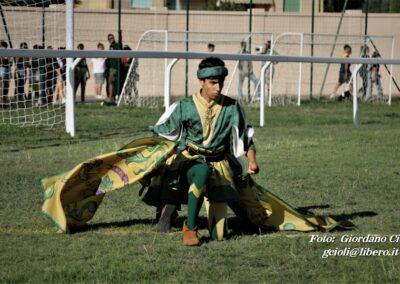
[187,147,225,163]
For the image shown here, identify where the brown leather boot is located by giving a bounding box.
[182,221,200,246]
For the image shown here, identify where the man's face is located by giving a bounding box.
[200,77,224,101]
[108,35,115,43]
[346,47,352,55]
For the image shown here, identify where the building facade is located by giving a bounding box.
[77,0,323,13]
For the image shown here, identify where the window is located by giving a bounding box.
[132,0,151,9]
[283,0,300,12]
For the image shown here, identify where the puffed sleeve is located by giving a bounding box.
[231,101,256,158]
[151,102,183,142]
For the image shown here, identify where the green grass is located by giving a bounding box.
[1,100,400,283]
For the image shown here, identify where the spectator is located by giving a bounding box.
[237,41,258,102]
[0,40,12,106]
[91,42,107,99]
[121,44,132,85]
[261,40,278,98]
[106,33,121,103]
[46,45,57,104]
[207,43,215,52]
[331,44,352,100]
[31,44,47,106]
[120,44,139,102]
[74,43,90,103]
[370,51,383,98]
[359,45,371,99]
[37,45,47,105]
[53,47,66,105]
[15,42,30,103]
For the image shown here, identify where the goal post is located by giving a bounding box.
[65,0,74,137]
[303,33,395,102]
[118,30,274,108]
[0,0,74,135]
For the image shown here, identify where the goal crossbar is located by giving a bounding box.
[1,49,399,65]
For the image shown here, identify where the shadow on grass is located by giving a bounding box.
[70,218,157,234]
[70,206,377,238]
[2,130,145,153]
[296,204,378,222]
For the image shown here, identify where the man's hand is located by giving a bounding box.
[246,149,259,174]
[247,160,259,175]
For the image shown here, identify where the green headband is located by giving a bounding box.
[197,66,228,80]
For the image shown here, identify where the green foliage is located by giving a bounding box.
[1,101,400,282]
[324,0,359,12]
[389,0,400,12]
[324,0,400,13]
[324,0,335,12]
[207,1,246,11]
[368,0,390,12]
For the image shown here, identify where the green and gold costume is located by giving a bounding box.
[40,93,353,236]
[149,92,256,239]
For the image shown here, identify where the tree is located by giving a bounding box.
[325,0,400,13]
[324,0,362,12]
[368,0,390,13]
[389,0,400,13]
[207,1,246,11]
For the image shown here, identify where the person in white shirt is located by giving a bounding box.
[91,43,107,99]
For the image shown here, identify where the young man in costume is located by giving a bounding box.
[150,57,259,246]
[40,59,352,240]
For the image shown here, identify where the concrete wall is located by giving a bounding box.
[1,7,399,101]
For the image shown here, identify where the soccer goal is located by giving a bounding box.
[266,32,304,106]
[0,0,73,131]
[262,33,395,105]
[303,33,395,101]
[118,30,273,108]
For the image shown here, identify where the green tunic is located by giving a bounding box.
[149,92,255,203]
[153,92,255,156]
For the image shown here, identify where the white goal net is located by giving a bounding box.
[303,33,394,101]
[118,31,273,107]
[118,30,395,108]
[0,1,66,127]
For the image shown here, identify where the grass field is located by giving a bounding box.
[1,100,400,283]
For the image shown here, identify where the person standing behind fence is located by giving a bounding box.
[330,44,352,101]
[261,40,278,98]
[38,46,47,105]
[359,45,371,99]
[45,46,57,104]
[120,44,139,100]
[53,47,66,105]
[74,43,90,103]
[207,43,215,52]
[121,44,132,86]
[30,44,47,106]
[370,51,383,98]
[15,42,30,104]
[237,41,258,102]
[106,34,121,103]
[91,42,106,99]
[0,40,12,107]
